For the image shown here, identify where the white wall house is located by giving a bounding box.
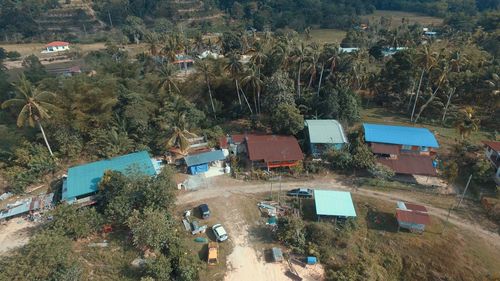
[42,41,70,53]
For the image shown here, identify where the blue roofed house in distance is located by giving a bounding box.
[62,151,160,204]
[363,123,439,177]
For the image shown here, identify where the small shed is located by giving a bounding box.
[184,150,226,175]
[395,201,430,233]
[314,190,356,221]
[43,41,70,53]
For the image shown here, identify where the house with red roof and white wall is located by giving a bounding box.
[42,41,70,53]
[483,141,500,185]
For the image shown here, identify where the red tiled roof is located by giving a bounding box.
[219,137,228,149]
[371,143,400,154]
[377,154,437,176]
[483,141,500,152]
[246,135,303,163]
[46,41,69,47]
[403,202,428,213]
[396,209,430,225]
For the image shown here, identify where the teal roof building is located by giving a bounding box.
[314,190,357,218]
[62,151,158,202]
[304,119,348,156]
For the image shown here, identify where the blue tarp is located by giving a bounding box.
[62,151,157,201]
[189,163,209,175]
[363,123,439,148]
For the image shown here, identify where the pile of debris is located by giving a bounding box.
[182,209,207,235]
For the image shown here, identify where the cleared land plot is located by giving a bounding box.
[302,29,346,44]
[0,43,148,58]
[361,10,443,28]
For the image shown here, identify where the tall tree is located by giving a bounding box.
[156,62,179,94]
[242,65,263,114]
[195,59,217,119]
[411,45,438,121]
[291,42,308,98]
[1,76,58,156]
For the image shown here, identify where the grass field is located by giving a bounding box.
[302,29,346,44]
[361,10,443,28]
[0,43,148,58]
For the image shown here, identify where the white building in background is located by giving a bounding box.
[42,41,70,53]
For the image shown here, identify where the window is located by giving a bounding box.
[421,146,429,152]
[401,145,411,151]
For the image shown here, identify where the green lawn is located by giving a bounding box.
[361,10,443,28]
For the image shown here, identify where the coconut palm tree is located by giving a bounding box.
[410,45,438,121]
[195,59,217,119]
[291,42,308,98]
[156,62,179,94]
[1,76,58,156]
[305,43,321,89]
[455,106,480,139]
[166,112,198,155]
[241,65,263,114]
[224,53,252,113]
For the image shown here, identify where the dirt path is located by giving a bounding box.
[178,176,500,251]
[0,218,37,255]
[222,199,288,281]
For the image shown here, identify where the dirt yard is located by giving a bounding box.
[0,218,37,255]
[179,191,325,281]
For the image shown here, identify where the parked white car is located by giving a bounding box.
[212,224,228,242]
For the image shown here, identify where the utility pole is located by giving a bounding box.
[457,174,472,208]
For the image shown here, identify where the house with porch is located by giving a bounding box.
[482,141,500,185]
[304,119,348,157]
[245,135,304,170]
[363,123,439,176]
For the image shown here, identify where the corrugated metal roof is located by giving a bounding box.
[314,190,356,217]
[483,141,500,152]
[246,135,303,163]
[0,193,54,220]
[403,202,428,213]
[377,154,437,176]
[62,151,157,201]
[305,119,347,144]
[184,150,226,167]
[363,123,439,148]
[396,209,430,225]
[370,143,400,154]
[46,41,69,47]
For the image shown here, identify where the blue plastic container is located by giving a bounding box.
[306,256,317,265]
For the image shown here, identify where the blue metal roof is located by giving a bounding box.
[62,151,157,201]
[314,190,356,217]
[363,123,439,148]
[184,150,226,167]
[0,193,54,220]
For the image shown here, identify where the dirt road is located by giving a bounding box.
[178,176,500,251]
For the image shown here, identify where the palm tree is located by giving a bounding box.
[156,62,179,94]
[241,66,262,114]
[455,106,480,139]
[1,76,58,156]
[144,31,162,56]
[291,42,308,98]
[411,45,438,121]
[195,59,217,119]
[224,53,252,113]
[414,59,450,123]
[305,43,321,89]
[166,112,198,155]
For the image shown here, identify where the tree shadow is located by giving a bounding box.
[365,208,398,233]
[197,243,208,261]
[248,224,275,244]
